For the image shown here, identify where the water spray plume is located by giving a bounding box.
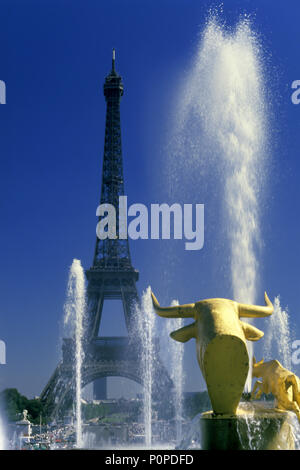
[163,299,185,445]
[64,259,86,448]
[263,296,292,370]
[136,287,156,448]
[0,415,7,450]
[174,15,269,392]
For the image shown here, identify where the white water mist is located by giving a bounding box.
[163,300,185,445]
[64,259,86,448]
[0,414,7,450]
[174,16,269,392]
[263,296,292,370]
[289,414,300,450]
[136,287,156,448]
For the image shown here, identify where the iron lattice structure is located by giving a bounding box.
[94,50,131,268]
[41,51,173,420]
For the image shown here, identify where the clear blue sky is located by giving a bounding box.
[0,0,300,398]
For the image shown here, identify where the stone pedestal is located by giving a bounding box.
[200,403,295,450]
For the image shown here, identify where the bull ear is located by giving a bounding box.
[240,321,264,341]
[170,322,196,343]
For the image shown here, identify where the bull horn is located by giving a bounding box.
[238,292,273,318]
[151,292,195,318]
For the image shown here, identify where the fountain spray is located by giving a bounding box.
[162,300,185,445]
[263,296,292,370]
[64,259,86,448]
[136,287,156,448]
[174,15,269,391]
[0,414,7,450]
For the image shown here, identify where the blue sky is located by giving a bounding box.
[0,0,300,398]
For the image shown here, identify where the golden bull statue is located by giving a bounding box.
[151,291,273,415]
[252,357,300,421]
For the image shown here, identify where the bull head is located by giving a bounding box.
[152,291,273,415]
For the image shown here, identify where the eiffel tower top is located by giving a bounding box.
[91,50,137,274]
[103,48,124,98]
[111,48,116,74]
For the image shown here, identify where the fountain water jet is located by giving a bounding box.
[64,258,86,449]
[263,296,292,370]
[162,300,185,444]
[289,413,300,450]
[0,414,7,450]
[173,15,269,392]
[136,287,156,448]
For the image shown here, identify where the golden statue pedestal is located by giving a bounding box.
[200,402,295,450]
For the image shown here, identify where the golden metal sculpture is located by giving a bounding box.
[251,357,300,421]
[151,291,273,415]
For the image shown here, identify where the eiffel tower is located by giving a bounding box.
[41,50,173,419]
